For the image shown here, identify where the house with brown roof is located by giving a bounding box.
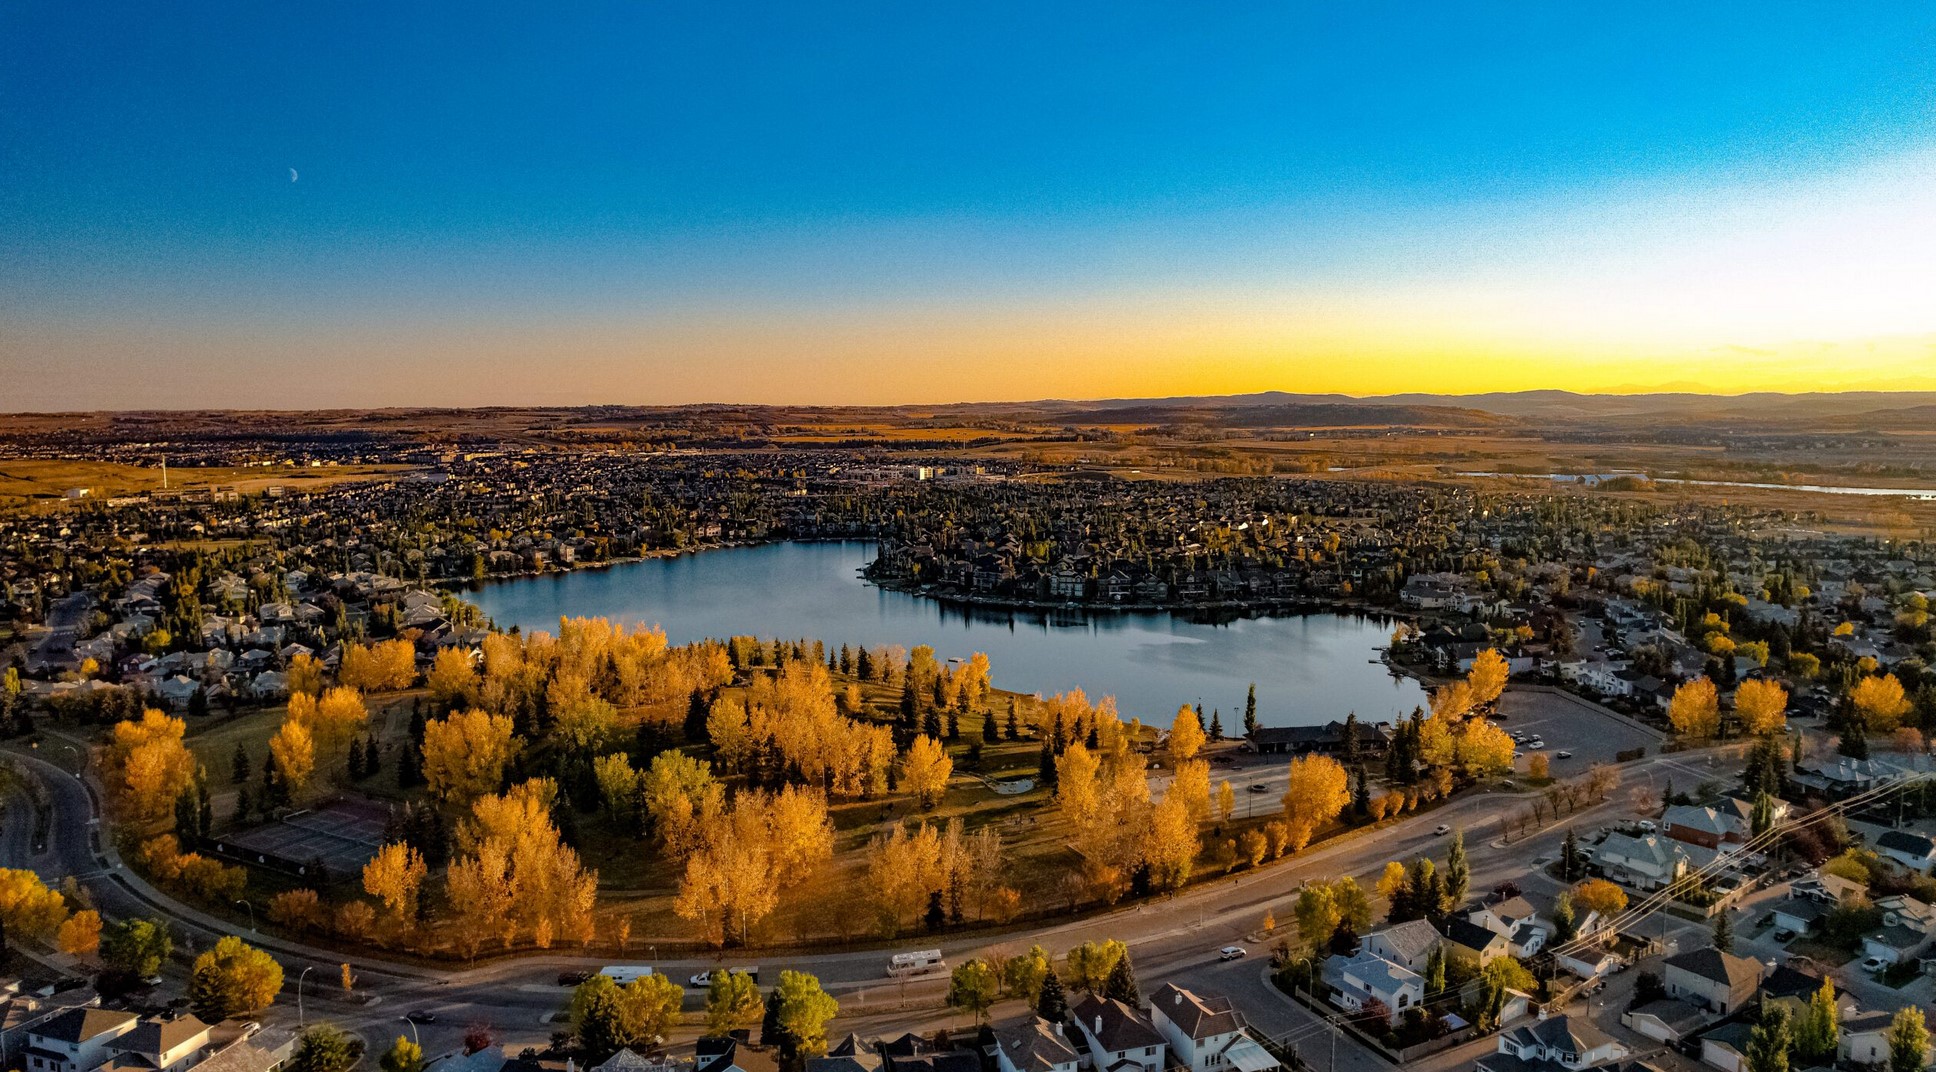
[992,1018,1080,1072]
[23,1009,138,1072]
[1147,985,1265,1072]
[1067,995,1166,1072]
[1663,948,1764,1014]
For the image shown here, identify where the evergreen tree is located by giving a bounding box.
[924,891,946,932]
[1208,710,1223,741]
[231,741,251,785]
[1035,967,1068,1022]
[1423,945,1446,996]
[362,734,382,779]
[1353,766,1371,818]
[982,708,1000,743]
[175,788,201,845]
[1103,955,1140,1004]
[684,688,710,744]
[1552,893,1577,942]
[1005,700,1020,741]
[946,709,960,741]
[923,708,944,741]
[1342,713,1361,766]
[1713,910,1734,955]
[1444,829,1470,911]
[347,738,366,781]
[1243,684,1258,739]
[1752,791,1776,837]
[1561,828,1581,881]
[1038,741,1057,788]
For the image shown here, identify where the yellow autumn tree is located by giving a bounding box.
[426,647,478,708]
[0,868,69,938]
[287,652,325,697]
[108,709,196,820]
[1280,754,1350,852]
[268,718,315,795]
[1668,677,1720,738]
[57,909,102,955]
[339,639,418,691]
[362,842,428,930]
[1144,794,1199,890]
[1467,648,1510,707]
[901,735,953,809]
[1169,758,1212,824]
[1852,675,1913,732]
[448,781,597,950]
[1169,706,1206,762]
[1735,679,1789,736]
[1430,680,1476,721]
[421,709,523,803]
[1457,718,1517,775]
[285,686,368,772]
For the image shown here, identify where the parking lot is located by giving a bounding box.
[1494,687,1665,774]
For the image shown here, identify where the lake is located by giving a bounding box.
[464,541,1427,729]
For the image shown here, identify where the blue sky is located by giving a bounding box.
[4,3,1936,405]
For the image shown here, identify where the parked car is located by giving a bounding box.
[1555,750,1574,759]
[1218,946,1247,961]
[1638,820,1657,833]
[1862,956,1889,974]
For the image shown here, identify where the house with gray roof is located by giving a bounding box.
[1663,948,1764,1014]
[1147,984,1272,1072]
[1360,919,1441,973]
[992,1018,1080,1072]
[1319,951,1423,1025]
[1477,1015,1628,1072]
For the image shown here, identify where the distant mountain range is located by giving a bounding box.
[946,390,1936,429]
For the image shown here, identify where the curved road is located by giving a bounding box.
[4,744,1735,1071]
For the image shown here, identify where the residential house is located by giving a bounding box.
[1148,984,1275,1072]
[105,1017,212,1072]
[1319,951,1423,1025]
[23,1009,138,1072]
[1861,895,1936,966]
[1439,917,1513,967]
[1477,1016,1629,1072]
[1468,895,1549,958]
[1593,834,1692,891]
[1067,994,1167,1072]
[1360,920,1441,974]
[1620,1000,1707,1046]
[808,1036,884,1072]
[1663,948,1764,1014]
[1876,830,1936,873]
[992,1019,1080,1072]
[1697,1021,1754,1072]
[1766,898,1828,937]
[1758,965,1855,1023]
[1841,1011,1902,1068]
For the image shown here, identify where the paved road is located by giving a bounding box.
[6,741,1730,1068]
[26,592,92,674]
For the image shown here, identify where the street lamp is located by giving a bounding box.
[297,966,313,1027]
[400,1017,420,1048]
[235,899,256,933]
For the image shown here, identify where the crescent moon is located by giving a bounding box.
[290,168,299,183]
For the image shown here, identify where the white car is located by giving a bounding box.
[1526,741,1546,750]
[690,967,760,987]
[1434,823,1452,835]
[1218,946,1247,961]
[1555,750,1573,759]
[1862,956,1889,974]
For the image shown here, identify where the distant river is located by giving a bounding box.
[464,541,1427,729]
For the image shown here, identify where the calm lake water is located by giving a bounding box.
[465,541,1427,729]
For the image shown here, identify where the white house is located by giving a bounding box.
[1861,895,1936,966]
[1468,895,1549,958]
[1593,833,1692,891]
[1841,1011,1902,1068]
[1147,985,1274,1072]
[23,1009,138,1072]
[1320,951,1423,1025]
[1876,830,1936,872]
[993,1018,1081,1072]
[1480,1016,1629,1072]
[1068,994,1166,1072]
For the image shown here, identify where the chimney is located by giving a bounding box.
[1054,1023,1063,1037]
[1095,1016,1104,1035]
[1174,993,1183,1006]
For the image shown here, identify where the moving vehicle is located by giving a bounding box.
[1555,751,1574,759]
[404,1011,438,1025]
[887,949,946,978]
[1247,783,1270,793]
[599,966,657,985]
[558,970,594,986]
[691,967,761,987]
[1434,823,1452,835]
[1218,946,1247,961]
